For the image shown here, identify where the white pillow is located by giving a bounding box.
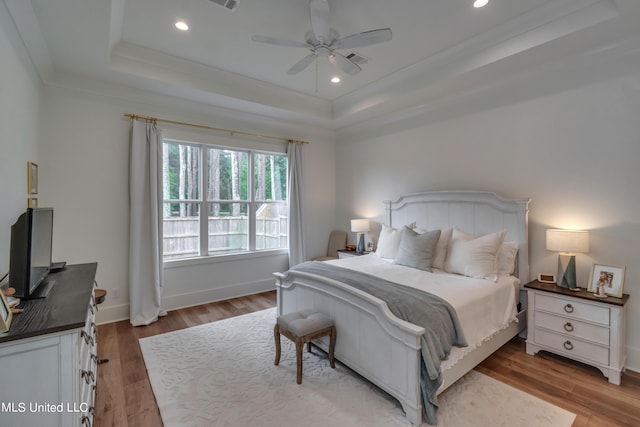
[445,228,505,282]
[411,227,452,270]
[497,241,519,276]
[375,224,403,259]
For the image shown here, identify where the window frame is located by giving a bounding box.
[161,138,288,263]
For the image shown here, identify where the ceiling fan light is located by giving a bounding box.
[473,0,489,8]
[331,76,341,83]
[175,20,189,31]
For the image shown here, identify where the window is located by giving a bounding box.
[162,140,288,260]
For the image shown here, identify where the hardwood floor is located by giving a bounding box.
[94,291,640,426]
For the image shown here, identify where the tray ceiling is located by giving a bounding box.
[5,0,640,129]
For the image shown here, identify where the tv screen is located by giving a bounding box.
[9,208,54,299]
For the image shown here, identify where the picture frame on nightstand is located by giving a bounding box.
[588,263,625,298]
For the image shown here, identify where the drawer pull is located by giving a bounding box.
[81,330,95,346]
[81,370,95,385]
[563,340,574,351]
[564,322,574,332]
[564,304,574,313]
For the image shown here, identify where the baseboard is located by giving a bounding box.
[626,344,640,372]
[162,278,275,312]
[96,303,130,325]
[95,278,275,325]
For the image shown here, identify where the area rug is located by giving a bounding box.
[139,308,576,427]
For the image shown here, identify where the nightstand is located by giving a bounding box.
[524,280,629,384]
[337,249,370,259]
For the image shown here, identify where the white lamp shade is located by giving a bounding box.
[546,229,589,253]
[350,219,370,233]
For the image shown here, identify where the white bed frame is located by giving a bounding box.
[274,191,530,425]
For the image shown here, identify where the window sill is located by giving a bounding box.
[163,248,289,269]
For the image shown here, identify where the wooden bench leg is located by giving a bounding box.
[274,318,335,384]
[274,324,281,366]
[295,338,303,384]
[328,326,336,369]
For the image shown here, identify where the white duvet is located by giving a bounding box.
[325,254,519,370]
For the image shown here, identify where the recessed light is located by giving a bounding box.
[473,0,489,7]
[175,20,189,31]
[331,76,341,84]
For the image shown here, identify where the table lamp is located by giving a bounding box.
[546,229,589,290]
[350,219,370,253]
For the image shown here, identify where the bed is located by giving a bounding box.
[273,191,530,425]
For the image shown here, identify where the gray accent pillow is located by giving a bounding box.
[393,226,441,271]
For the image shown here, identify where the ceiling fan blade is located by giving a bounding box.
[332,28,392,50]
[287,53,317,75]
[329,52,361,75]
[251,35,310,49]
[309,0,331,44]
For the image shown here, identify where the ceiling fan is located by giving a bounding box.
[251,0,392,76]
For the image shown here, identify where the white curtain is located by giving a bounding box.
[129,119,167,326]
[287,143,306,267]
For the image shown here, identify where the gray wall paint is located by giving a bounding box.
[336,73,640,370]
[1,0,337,323]
[0,4,41,277]
[37,84,337,322]
[3,0,639,376]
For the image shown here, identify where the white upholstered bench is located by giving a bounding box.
[274,310,336,384]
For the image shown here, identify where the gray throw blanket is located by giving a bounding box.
[288,261,468,425]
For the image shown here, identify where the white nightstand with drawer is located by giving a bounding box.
[525,280,629,384]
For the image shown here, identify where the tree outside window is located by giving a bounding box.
[162,140,288,260]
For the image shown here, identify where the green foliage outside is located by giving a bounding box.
[163,142,287,217]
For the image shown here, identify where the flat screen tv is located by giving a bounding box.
[9,208,54,299]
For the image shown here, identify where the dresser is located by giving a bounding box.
[0,263,98,426]
[525,280,629,384]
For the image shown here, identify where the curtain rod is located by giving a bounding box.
[124,113,309,145]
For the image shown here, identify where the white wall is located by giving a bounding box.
[0,3,41,277]
[38,83,336,323]
[336,73,640,370]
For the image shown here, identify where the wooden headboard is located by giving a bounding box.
[385,191,531,284]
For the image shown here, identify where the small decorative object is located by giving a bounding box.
[537,273,556,284]
[594,283,608,298]
[588,263,625,298]
[28,197,38,208]
[350,219,370,254]
[0,288,13,333]
[27,161,38,195]
[546,229,589,291]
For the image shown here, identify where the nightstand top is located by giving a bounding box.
[337,249,370,256]
[525,280,630,306]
